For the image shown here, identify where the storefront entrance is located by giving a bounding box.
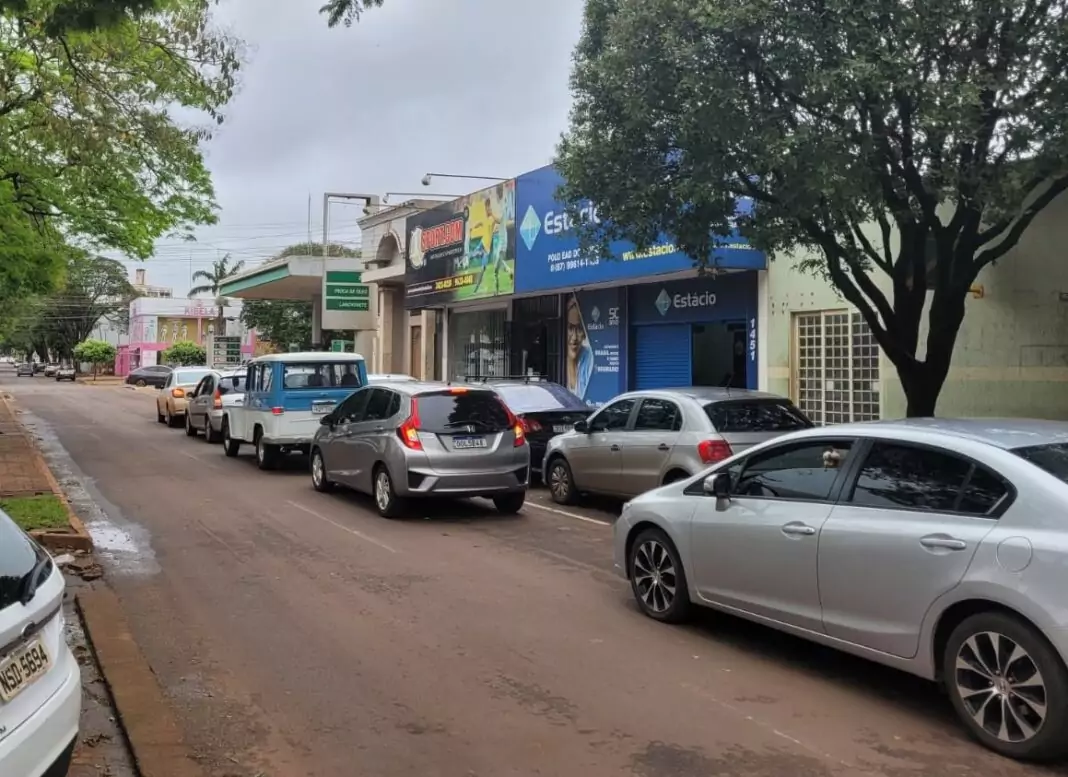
[447,308,509,381]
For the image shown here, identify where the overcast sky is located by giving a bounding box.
[136,0,584,296]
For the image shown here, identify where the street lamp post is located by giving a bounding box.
[421,173,508,187]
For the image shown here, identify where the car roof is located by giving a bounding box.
[377,380,498,396]
[807,417,1068,450]
[252,352,366,363]
[621,387,789,402]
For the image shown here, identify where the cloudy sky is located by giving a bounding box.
[137,0,584,295]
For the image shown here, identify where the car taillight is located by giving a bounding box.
[398,398,423,450]
[498,399,525,447]
[212,389,222,409]
[271,407,284,415]
[518,416,542,433]
[171,388,185,398]
[698,439,733,463]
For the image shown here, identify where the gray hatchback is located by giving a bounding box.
[310,381,530,517]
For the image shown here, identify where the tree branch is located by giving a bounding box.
[975,175,1068,268]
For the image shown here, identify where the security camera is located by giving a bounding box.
[421,174,432,186]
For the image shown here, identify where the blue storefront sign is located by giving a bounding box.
[515,165,766,294]
[563,287,625,406]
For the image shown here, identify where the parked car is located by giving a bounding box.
[0,510,81,777]
[125,365,172,388]
[185,370,245,443]
[221,352,368,469]
[613,418,1068,760]
[473,377,591,479]
[41,364,59,377]
[155,367,211,428]
[15,363,33,377]
[54,366,75,382]
[368,373,416,383]
[543,388,812,504]
[31,363,42,374]
[310,381,530,517]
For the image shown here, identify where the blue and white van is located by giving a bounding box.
[220,352,367,469]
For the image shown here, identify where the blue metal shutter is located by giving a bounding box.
[633,325,691,390]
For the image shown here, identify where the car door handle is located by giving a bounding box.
[374,426,386,432]
[657,444,670,451]
[920,535,967,551]
[781,522,816,536]
[610,444,621,452]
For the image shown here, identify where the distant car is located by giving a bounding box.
[31,363,42,374]
[41,364,59,377]
[54,366,76,382]
[155,367,212,428]
[15,363,33,377]
[474,378,592,479]
[125,365,172,388]
[310,381,530,517]
[185,370,246,443]
[543,388,813,504]
[0,509,81,777]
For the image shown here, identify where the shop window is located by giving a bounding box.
[511,296,561,383]
[449,309,509,380]
[793,310,880,425]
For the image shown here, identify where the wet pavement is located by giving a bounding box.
[4,372,1065,777]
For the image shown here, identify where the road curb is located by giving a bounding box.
[77,586,207,777]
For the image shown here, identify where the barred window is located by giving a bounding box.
[794,310,880,425]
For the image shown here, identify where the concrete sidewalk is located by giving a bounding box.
[0,394,54,497]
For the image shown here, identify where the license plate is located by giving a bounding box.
[553,425,573,434]
[311,401,336,415]
[0,639,51,702]
[452,436,487,450]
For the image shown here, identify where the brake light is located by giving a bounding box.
[449,387,468,393]
[171,388,184,398]
[518,416,542,433]
[698,439,733,463]
[398,398,423,450]
[497,398,525,447]
[212,389,222,409]
[271,407,284,415]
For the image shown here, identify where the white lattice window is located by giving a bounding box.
[793,310,880,425]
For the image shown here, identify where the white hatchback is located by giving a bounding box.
[0,512,80,777]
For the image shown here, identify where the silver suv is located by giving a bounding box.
[310,381,530,517]
[543,387,812,503]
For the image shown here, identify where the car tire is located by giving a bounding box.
[222,421,240,457]
[944,611,1068,761]
[204,420,220,444]
[492,491,525,515]
[628,527,692,624]
[185,413,198,437]
[311,449,334,493]
[547,457,577,505]
[167,408,181,428]
[156,406,166,424]
[255,432,280,471]
[136,379,146,387]
[372,464,402,518]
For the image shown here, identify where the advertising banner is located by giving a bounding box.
[628,272,755,326]
[515,165,766,294]
[156,317,207,344]
[404,180,516,308]
[563,287,625,407]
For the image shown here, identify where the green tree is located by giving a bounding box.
[189,254,246,332]
[73,338,116,379]
[559,0,1068,417]
[318,0,382,27]
[160,340,205,366]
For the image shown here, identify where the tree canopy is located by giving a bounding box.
[318,0,382,28]
[161,339,204,365]
[559,0,1068,416]
[73,338,116,377]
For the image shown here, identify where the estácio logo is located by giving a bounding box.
[655,288,717,316]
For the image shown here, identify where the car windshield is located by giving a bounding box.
[1013,443,1068,483]
[704,399,813,432]
[416,390,512,433]
[0,513,44,611]
[282,362,363,389]
[493,383,587,413]
[174,369,211,385]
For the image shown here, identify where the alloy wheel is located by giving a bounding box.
[955,631,1048,744]
[632,539,677,614]
[312,453,323,487]
[375,471,390,512]
[550,463,569,499]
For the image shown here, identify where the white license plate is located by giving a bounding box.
[452,437,487,449]
[311,401,336,415]
[0,639,51,702]
[552,425,573,434]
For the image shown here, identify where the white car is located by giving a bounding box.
[0,511,80,777]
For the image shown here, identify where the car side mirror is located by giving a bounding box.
[320,414,333,426]
[703,472,731,499]
[573,419,589,433]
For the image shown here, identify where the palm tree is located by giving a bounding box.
[189,254,245,335]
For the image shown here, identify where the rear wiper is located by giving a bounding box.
[19,555,52,606]
[444,420,497,431]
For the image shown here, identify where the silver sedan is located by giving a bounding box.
[614,418,1068,761]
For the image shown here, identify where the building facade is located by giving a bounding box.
[119,297,253,373]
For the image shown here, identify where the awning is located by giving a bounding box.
[219,255,325,300]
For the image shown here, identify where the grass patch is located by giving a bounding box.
[0,495,70,531]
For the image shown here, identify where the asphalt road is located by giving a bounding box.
[4,372,1062,777]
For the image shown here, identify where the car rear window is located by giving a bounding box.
[416,390,512,433]
[493,383,588,413]
[705,399,813,433]
[175,369,210,385]
[0,515,42,612]
[219,375,246,393]
[1014,443,1068,483]
[283,362,363,389]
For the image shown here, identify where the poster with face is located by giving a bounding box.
[564,288,623,406]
